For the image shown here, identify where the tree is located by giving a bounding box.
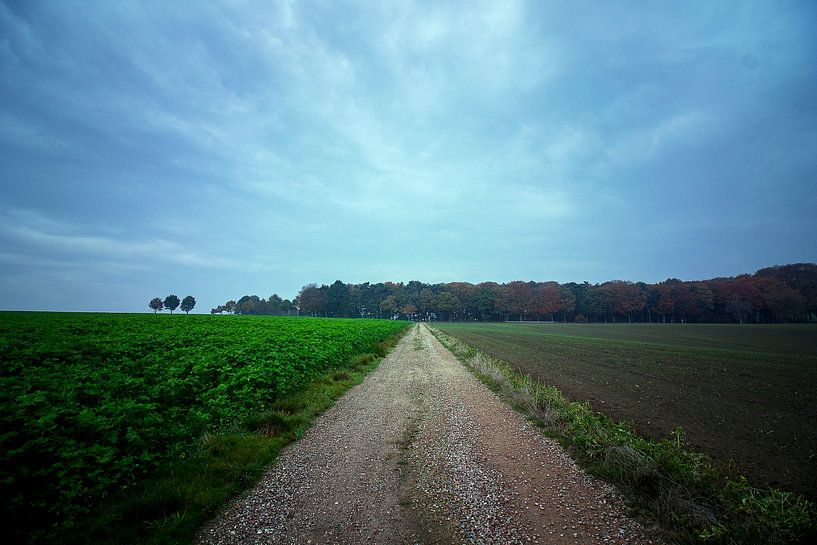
[713,275,760,323]
[436,291,460,321]
[569,282,591,319]
[761,280,806,322]
[447,282,476,319]
[558,285,576,322]
[470,284,496,321]
[359,282,388,318]
[607,281,646,323]
[149,297,163,313]
[400,303,417,320]
[756,263,817,321]
[676,282,713,323]
[418,288,436,320]
[385,282,408,312]
[508,281,533,320]
[164,294,180,314]
[584,285,612,322]
[405,281,425,307]
[654,280,679,322]
[726,293,751,324]
[236,295,260,315]
[325,280,350,317]
[379,296,398,318]
[347,284,363,317]
[180,295,196,314]
[494,284,514,321]
[531,282,561,321]
[296,284,325,317]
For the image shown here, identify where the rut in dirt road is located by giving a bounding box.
[198,324,657,545]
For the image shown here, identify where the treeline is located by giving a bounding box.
[214,263,817,323]
[211,294,298,316]
[149,294,195,314]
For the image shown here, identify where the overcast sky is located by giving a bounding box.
[1,1,816,312]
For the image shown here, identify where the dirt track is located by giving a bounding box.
[198,324,656,544]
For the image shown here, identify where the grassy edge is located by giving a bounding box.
[428,326,816,545]
[62,325,410,545]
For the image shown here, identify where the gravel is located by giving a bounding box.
[197,324,659,545]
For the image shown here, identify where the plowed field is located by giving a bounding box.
[434,322,817,500]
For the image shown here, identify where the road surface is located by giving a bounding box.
[198,324,655,544]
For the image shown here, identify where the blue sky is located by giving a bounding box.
[1,1,816,312]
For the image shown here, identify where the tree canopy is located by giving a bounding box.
[163,295,180,314]
[211,294,297,316]
[211,263,816,323]
[275,263,816,323]
[149,297,163,314]
[180,295,196,314]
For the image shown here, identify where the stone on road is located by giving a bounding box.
[198,324,656,545]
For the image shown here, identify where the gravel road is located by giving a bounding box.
[197,324,657,545]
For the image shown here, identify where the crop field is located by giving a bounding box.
[0,312,407,543]
[434,322,817,500]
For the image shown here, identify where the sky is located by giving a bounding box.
[1,1,816,312]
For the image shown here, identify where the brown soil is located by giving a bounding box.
[435,325,817,501]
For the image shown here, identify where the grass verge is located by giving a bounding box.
[59,328,408,545]
[428,326,816,545]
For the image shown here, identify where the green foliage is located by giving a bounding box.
[0,312,407,544]
[72,331,404,545]
[180,295,196,314]
[163,295,180,313]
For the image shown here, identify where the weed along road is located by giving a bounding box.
[198,324,655,545]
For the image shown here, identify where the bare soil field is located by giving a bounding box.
[434,322,817,501]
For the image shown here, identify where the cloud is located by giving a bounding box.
[485,185,576,222]
[0,110,74,152]
[0,209,236,269]
[0,0,815,310]
[606,111,716,165]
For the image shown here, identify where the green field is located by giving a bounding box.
[0,312,407,544]
[434,322,817,500]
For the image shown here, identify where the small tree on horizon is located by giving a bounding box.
[180,295,196,314]
[149,297,163,313]
[164,294,181,314]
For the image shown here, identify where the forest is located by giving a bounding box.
[213,263,817,323]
